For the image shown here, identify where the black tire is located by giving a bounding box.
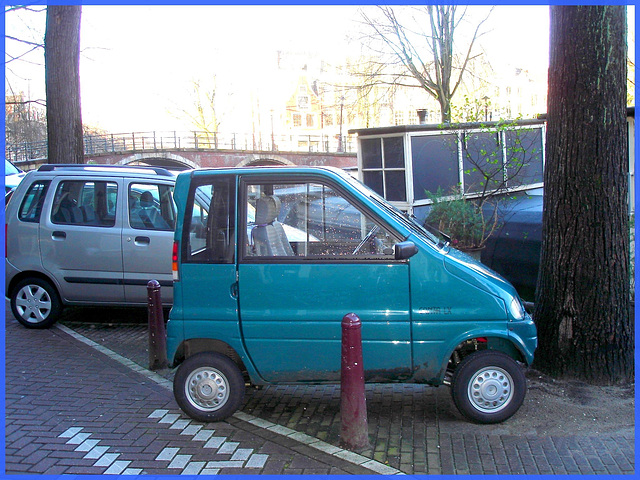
[10,278,62,329]
[451,350,526,424]
[173,352,245,422]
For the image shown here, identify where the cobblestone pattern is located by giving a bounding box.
[5,314,374,475]
[64,319,635,475]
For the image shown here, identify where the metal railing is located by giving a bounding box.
[5,130,357,165]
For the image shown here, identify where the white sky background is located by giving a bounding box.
[5,5,632,134]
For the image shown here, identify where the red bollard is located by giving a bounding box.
[147,279,168,370]
[340,313,371,451]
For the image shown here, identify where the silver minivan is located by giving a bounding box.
[5,164,177,328]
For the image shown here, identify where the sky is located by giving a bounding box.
[5,4,630,134]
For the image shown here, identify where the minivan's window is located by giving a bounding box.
[18,181,50,223]
[243,181,398,259]
[51,180,118,227]
[129,183,176,231]
[184,179,235,264]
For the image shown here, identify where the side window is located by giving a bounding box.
[51,180,117,227]
[183,178,235,264]
[18,181,50,223]
[243,181,398,259]
[129,183,175,231]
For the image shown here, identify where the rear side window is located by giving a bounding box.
[128,183,176,231]
[51,180,118,227]
[18,181,50,223]
[183,177,235,264]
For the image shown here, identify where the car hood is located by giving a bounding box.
[4,172,26,190]
[443,247,520,300]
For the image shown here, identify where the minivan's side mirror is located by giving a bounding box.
[395,241,418,260]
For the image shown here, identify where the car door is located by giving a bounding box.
[237,176,412,383]
[122,180,176,304]
[39,177,125,303]
[174,176,239,342]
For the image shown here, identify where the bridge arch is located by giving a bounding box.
[116,152,197,170]
[235,154,296,167]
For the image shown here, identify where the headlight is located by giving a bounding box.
[508,297,525,321]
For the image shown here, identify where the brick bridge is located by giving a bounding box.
[8,131,358,171]
[85,149,357,171]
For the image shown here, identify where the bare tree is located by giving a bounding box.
[357,5,492,123]
[534,6,633,383]
[45,5,83,164]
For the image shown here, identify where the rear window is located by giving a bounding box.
[18,181,50,223]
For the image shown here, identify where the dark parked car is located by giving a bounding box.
[481,191,543,302]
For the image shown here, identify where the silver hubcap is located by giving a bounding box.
[15,285,52,323]
[467,366,513,413]
[185,367,229,412]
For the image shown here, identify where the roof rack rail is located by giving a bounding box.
[36,164,174,177]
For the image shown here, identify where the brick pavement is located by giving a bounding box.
[6,306,636,475]
[4,311,387,475]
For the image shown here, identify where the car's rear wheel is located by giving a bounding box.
[451,350,526,424]
[173,352,245,422]
[10,278,62,329]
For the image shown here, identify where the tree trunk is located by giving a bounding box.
[534,6,633,383]
[45,5,83,164]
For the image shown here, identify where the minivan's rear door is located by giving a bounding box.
[122,180,176,305]
[237,177,412,383]
[40,177,125,303]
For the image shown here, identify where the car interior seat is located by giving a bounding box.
[137,191,170,230]
[251,195,294,256]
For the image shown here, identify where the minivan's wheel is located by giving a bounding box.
[451,350,526,424]
[173,352,245,422]
[10,278,62,329]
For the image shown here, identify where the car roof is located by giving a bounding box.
[28,164,176,180]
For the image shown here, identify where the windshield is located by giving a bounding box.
[5,160,21,176]
[337,170,447,247]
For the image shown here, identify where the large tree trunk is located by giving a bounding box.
[45,5,83,164]
[534,6,633,383]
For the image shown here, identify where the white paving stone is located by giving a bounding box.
[181,461,205,475]
[75,439,100,452]
[84,445,109,460]
[217,441,239,454]
[66,432,91,445]
[193,429,215,442]
[230,448,253,461]
[245,453,269,469]
[59,427,83,438]
[104,460,131,474]
[156,447,179,461]
[94,453,120,467]
[148,409,169,418]
[168,454,192,469]
[203,436,226,449]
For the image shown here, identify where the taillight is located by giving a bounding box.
[172,241,179,282]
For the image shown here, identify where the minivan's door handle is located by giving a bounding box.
[52,231,66,240]
[134,236,150,246]
[230,282,239,299]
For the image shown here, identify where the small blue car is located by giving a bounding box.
[167,166,537,424]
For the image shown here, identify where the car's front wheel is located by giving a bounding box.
[173,352,245,422]
[451,350,526,424]
[10,278,62,329]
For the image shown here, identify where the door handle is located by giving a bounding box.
[134,236,150,246]
[230,282,239,299]
[52,231,66,240]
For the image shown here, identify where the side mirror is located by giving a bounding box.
[395,241,418,260]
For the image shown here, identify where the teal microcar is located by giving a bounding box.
[167,166,537,424]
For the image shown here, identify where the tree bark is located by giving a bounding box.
[534,6,633,383]
[45,5,83,164]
